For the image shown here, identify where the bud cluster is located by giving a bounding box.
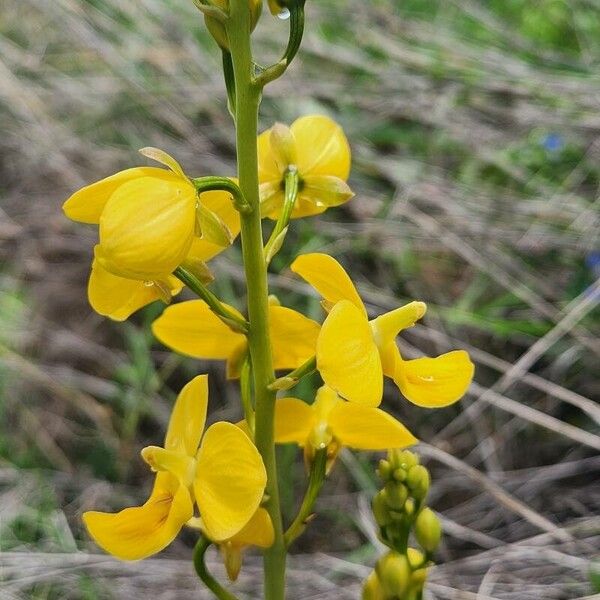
[363,450,442,600]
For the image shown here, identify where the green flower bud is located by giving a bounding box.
[372,490,392,527]
[384,482,408,511]
[415,507,442,552]
[389,449,419,472]
[362,571,385,600]
[406,465,430,501]
[392,468,407,482]
[377,459,392,481]
[376,552,411,598]
[404,498,416,518]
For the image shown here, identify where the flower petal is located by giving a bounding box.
[370,301,427,350]
[269,305,320,371]
[273,397,314,445]
[152,300,246,360]
[82,472,192,560]
[258,129,282,183]
[63,167,165,224]
[291,115,351,179]
[394,350,475,408]
[195,422,267,541]
[291,253,365,315]
[229,508,275,549]
[88,259,182,321]
[317,300,383,407]
[98,174,196,280]
[300,175,354,208]
[164,375,208,456]
[328,402,417,450]
[187,188,241,261]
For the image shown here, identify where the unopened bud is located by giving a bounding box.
[415,507,442,552]
[372,490,391,527]
[204,0,262,49]
[389,449,419,472]
[362,571,385,600]
[376,459,391,481]
[383,482,408,511]
[404,498,416,518]
[406,465,430,501]
[392,468,407,482]
[376,552,411,598]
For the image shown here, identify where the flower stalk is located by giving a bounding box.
[226,1,286,596]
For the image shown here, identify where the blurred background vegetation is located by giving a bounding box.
[1,0,599,598]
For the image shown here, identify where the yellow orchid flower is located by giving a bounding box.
[83,375,267,560]
[64,166,240,320]
[291,253,475,408]
[274,385,417,467]
[258,115,353,219]
[152,299,320,378]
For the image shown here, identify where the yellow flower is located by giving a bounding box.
[291,253,475,408]
[83,375,267,560]
[258,115,353,219]
[64,166,240,320]
[152,299,320,378]
[274,385,417,464]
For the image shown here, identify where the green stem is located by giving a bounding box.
[193,176,251,214]
[284,448,327,547]
[227,2,286,598]
[193,537,240,600]
[264,168,299,264]
[268,356,316,391]
[174,266,249,333]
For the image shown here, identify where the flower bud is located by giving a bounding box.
[388,449,419,471]
[406,465,430,501]
[376,459,391,481]
[404,498,416,518]
[415,507,442,552]
[392,468,407,482]
[204,0,262,49]
[376,552,411,598]
[383,482,408,511]
[362,571,385,600]
[372,490,391,527]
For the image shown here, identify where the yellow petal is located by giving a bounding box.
[273,397,314,445]
[195,422,267,541]
[370,301,427,351]
[394,350,475,408]
[328,402,417,450]
[291,253,365,315]
[152,300,246,360]
[164,375,208,456]
[229,508,274,549]
[317,300,383,407]
[269,123,297,172]
[269,305,320,371]
[98,174,196,280]
[187,188,242,262]
[300,175,354,208]
[82,472,192,560]
[63,167,165,224]
[258,129,282,183]
[291,115,350,180]
[88,259,182,321]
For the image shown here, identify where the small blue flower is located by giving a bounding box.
[542,133,564,153]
